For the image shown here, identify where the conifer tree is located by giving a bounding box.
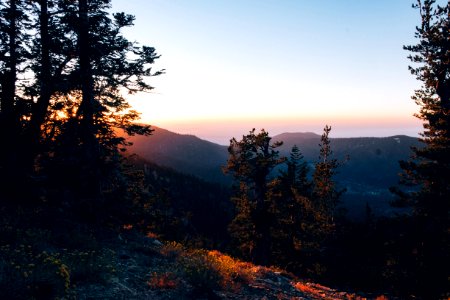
[224,128,284,264]
[16,0,77,183]
[0,0,162,212]
[0,0,31,195]
[279,145,310,196]
[269,145,314,270]
[395,1,449,297]
[312,125,343,227]
[43,0,162,201]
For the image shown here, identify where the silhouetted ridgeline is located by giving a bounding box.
[126,126,422,219]
[126,127,229,184]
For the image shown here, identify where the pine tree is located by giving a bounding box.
[0,0,163,216]
[312,125,344,227]
[401,0,449,223]
[395,1,449,297]
[268,145,314,271]
[40,0,162,200]
[0,0,32,196]
[223,128,284,264]
[279,145,310,196]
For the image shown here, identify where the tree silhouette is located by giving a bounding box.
[312,125,344,227]
[0,0,162,211]
[279,145,310,196]
[224,127,345,275]
[394,0,449,297]
[268,145,316,272]
[223,128,284,264]
[0,0,32,195]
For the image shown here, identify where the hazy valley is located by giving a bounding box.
[126,126,421,219]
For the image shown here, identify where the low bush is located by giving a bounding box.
[0,245,71,299]
[147,272,180,289]
[177,248,255,296]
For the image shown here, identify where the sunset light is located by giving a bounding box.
[1,0,447,298]
[112,0,424,142]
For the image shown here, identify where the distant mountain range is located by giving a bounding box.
[125,126,422,219]
[274,132,421,192]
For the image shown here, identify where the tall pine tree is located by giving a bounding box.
[269,145,315,272]
[395,0,449,297]
[0,0,162,213]
[0,0,31,196]
[223,128,284,264]
[312,125,344,228]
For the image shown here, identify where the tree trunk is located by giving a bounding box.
[22,0,52,174]
[77,0,100,197]
[0,0,21,200]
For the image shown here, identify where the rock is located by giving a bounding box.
[152,239,163,246]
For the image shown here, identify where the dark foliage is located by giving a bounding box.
[125,154,232,248]
[389,1,450,298]
[223,127,344,277]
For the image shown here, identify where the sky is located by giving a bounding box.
[110,0,426,145]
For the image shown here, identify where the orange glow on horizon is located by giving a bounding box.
[139,113,422,145]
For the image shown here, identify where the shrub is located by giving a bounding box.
[179,249,222,296]
[160,241,184,259]
[147,272,180,289]
[206,250,254,286]
[177,249,255,296]
[0,241,115,299]
[0,245,71,299]
[61,248,115,284]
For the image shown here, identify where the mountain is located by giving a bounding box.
[273,133,422,218]
[273,132,321,143]
[125,127,422,218]
[274,133,421,190]
[125,126,229,184]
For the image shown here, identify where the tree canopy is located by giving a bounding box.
[0,0,163,203]
[224,127,344,274]
[394,0,449,297]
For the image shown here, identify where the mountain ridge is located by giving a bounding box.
[124,125,421,218]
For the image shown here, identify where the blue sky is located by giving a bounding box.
[111,0,425,144]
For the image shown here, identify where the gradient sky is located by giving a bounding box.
[110,0,427,145]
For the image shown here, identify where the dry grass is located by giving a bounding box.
[293,282,319,295]
[205,250,256,285]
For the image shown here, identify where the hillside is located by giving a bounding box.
[70,230,390,299]
[1,211,385,299]
[126,127,229,184]
[125,127,421,218]
[274,133,421,190]
[124,154,232,245]
[274,133,422,218]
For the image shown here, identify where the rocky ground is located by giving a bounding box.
[73,231,390,300]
